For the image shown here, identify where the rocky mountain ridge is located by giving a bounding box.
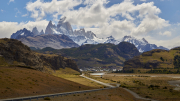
[122,36,169,52]
[0,38,80,72]
[10,17,168,52]
[18,34,79,49]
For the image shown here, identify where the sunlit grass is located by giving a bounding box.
[91,73,180,100]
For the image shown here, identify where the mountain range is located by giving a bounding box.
[121,36,169,52]
[10,17,168,52]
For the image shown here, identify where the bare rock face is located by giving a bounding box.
[39,30,45,35]
[57,17,73,35]
[0,38,43,70]
[45,21,56,35]
[32,27,39,35]
[18,34,79,49]
[39,54,80,72]
[74,28,96,39]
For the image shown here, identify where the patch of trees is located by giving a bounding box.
[160,57,164,61]
[174,55,180,69]
[113,69,134,73]
[146,69,180,74]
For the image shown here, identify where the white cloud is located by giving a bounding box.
[131,15,169,35]
[140,0,146,2]
[22,13,28,17]
[8,0,14,4]
[1,0,173,47]
[159,31,172,37]
[177,23,180,26]
[1,9,4,13]
[145,35,180,49]
[23,0,171,40]
[14,8,21,17]
[26,0,82,21]
[0,20,48,38]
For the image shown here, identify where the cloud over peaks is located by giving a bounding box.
[0,20,48,38]
[24,0,171,42]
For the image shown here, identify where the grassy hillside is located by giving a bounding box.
[0,66,93,99]
[35,42,140,68]
[0,38,80,73]
[123,48,180,73]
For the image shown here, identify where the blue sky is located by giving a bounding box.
[0,0,180,49]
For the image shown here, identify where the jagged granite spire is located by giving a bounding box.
[57,17,73,35]
[39,30,45,35]
[45,20,56,34]
[32,27,39,35]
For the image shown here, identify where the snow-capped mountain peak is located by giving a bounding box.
[142,38,148,44]
[122,35,148,45]
[11,28,35,39]
[106,35,114,40]
[122,35,168,52]
[104,35,120,45]
[11,17,168,53]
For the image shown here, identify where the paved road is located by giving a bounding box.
[80,74,115,87]
[0,88,114,101]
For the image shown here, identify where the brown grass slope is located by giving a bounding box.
[124,48,180,70]
[32,88,140,101]
[0,67,92,99]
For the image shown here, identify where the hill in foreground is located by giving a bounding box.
[0,67,92,99]
[123,48,180,73]
[0,38,80,72]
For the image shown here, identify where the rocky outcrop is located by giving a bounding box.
[39,54,80,72]
[0,38,80,72]
[0,38,43,70]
